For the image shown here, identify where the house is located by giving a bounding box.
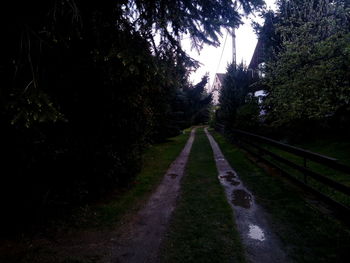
[248,34,266,79]
[211,73,226,104]
[211,29,237,104]
[249,38,267,116]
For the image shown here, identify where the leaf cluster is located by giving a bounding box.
[262,0,350,128]
[216,63,259,129]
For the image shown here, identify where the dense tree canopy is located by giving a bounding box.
[216,63,259,130]
[215,0,350,139]
[0,0,264,232]
[124,0,264,51]
[261,0,350,129]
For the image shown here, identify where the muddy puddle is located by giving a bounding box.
[232,189,252,209]
[219,171,240,186]
[205,128,290,263]
[167,173,178,178]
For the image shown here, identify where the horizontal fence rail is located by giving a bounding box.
[231,129,350,174]
[215,124,350,217]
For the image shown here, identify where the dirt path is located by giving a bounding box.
[112,128,196,263]
[205,128,290,263]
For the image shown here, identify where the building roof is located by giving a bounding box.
[248,38,265,70]
[215,73,226,84]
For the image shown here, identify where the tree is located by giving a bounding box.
[0,0,264,231]
[124,0,264,56]
[216,63,258,130]
[184,75,213,125]
[262,0,350,129]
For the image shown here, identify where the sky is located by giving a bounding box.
[182,0,277,88]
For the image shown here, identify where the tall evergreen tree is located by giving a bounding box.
[216,63,257,130]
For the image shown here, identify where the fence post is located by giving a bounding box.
[303,157,308,184]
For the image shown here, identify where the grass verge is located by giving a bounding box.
[246,138,350,207]
[160,128,245,263]
[298,137,350,165]
[30,129,191,234]
[76,129,192,229]
[0,130,192,263]
[211,130,350,263]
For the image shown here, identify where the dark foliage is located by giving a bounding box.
[261,0,350,135]
[184,75,213,125]
[215,63,259,131]
[217,0,350,141]
[0,0,263,233]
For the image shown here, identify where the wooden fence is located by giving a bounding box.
[215,123,350,217]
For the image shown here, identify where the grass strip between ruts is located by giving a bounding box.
[160,128,245,263]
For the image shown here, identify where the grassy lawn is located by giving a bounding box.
[57,129,192,230]
[244,137,350,207]
[298,137,350,165]
[160,128,245,263]
[211,130,350,263]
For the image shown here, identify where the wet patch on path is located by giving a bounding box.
[232,189,252,209]
[205,128,290,263]
[167,173,178,178]
[248,225,265,241]
[112,129,196,263]
[219,171,241,186]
